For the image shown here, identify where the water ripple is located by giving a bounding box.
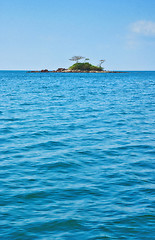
[0,71,155,239]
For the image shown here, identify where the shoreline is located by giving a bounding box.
[27,69,127,73]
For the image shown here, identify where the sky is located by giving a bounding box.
[0,0,155,70]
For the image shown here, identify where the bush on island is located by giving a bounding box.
[69,63,103,71]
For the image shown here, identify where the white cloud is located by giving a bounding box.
[131,20,155,36]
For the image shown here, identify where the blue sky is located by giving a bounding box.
[0,0,155,70]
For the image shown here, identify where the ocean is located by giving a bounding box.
[0,71,154,239]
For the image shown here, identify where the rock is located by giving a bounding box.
[41,69,49,72]
[56,68,66,72]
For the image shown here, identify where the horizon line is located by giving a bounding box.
[0,69,155,72]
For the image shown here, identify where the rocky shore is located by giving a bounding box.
[28,68,126,73]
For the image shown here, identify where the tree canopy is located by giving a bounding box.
[69,62,103,71]
[69,56,85,63]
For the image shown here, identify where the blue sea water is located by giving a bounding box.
[0,71,154,240]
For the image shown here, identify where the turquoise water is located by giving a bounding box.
[0,71,154,239]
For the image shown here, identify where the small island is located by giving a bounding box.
[28,56,126,73]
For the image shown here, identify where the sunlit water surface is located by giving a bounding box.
[0,71,154,239]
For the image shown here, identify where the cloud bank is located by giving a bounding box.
[131,20,155,36]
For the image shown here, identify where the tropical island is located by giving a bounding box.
[28,56,126,73]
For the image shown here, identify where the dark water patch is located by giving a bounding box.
[15,190,50,201]
[27,219,84,232]
[0,127,14,134]
[0,117,21,122]
[39,160,82,171]
[24,140,67,151]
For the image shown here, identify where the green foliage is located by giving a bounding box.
[69,63,103,71]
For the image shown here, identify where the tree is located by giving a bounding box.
[69,56,84,63]
[99,59,105,68]
[84,58,90,62]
